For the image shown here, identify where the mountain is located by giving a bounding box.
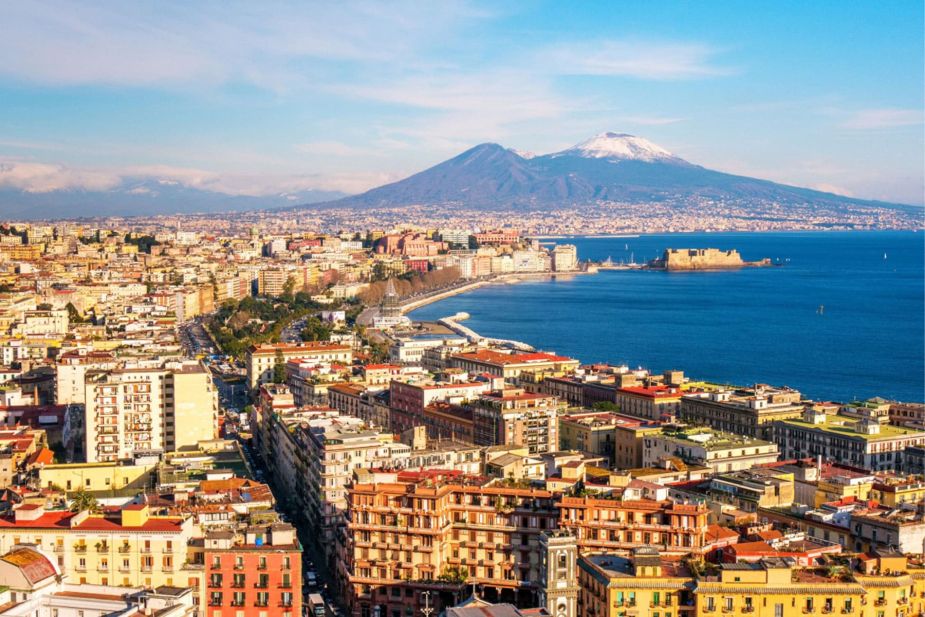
[0,179,346,220]
[303,132,916,213]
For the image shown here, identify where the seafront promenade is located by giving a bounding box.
[398,270,589,314]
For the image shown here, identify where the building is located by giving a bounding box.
[578,549,695,617]
[245,342,353,389]
[372,279,410,329]
[389,334,468,365]
[471,388,560,454]
[203,523,301,617]
[558,412,619,464]
[472,230,520,246]
[643,428,779,474]
[611,416,664,470]
[705,467,795,512]
[55,349,117,405]
[889,401,925,430]
[773,407,925,471]
[336,470,559,617]
[680,387,805,439]
[257,268,290,297]
[537,531,578,617]
[0,503,195,591]
[557,495,710,555]
[695,553,925,617]
[450,350,579,381]
[84,362,218,463]
[615,385,682,421]
[550,245,578,272]
[389,379,490,434]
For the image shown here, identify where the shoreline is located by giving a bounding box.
[399,271,591,314]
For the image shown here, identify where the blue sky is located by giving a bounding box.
[0,1,922,204]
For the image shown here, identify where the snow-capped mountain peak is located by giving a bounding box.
[558,132,677,161]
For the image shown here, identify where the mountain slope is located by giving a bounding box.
[306,132,916,212]
[0,180,346,220]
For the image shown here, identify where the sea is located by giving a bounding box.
[409,231,925,403]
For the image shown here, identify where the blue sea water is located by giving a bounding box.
[410,231,925,403]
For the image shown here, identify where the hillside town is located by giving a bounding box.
[0,221,920,617]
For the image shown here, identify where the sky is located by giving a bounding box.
[0,1,923,204]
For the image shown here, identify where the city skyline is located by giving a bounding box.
[0,1,923,206]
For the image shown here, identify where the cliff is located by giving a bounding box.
[648,248,772,271]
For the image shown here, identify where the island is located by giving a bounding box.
[647,248,772,271]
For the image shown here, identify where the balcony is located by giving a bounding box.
[74,545,88,553]
[118,545,131,554]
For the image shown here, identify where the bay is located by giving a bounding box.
[409,231,925,403]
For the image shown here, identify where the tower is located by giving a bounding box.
[539,531,578,617]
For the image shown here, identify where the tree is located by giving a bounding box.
[272,349,287,384]
[65,302,87,324]
[301,317,332,342]
[70,488,100,513]
[591,401,621,412]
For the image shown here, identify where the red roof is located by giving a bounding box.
[454,350,575,366]
[0,548,56,584]
[618,385,682,399]
[0,510,183,532]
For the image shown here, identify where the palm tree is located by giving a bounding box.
[70,488,99,513]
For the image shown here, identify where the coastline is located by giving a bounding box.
[399,271,591,314]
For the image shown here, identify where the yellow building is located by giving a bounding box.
[870,476,925,507]
[0,503,197,591]
[578,550,925,617]
[695,558,865,616]
[578,548,695,617]
[814,476,874,508]
[38,461,155,496]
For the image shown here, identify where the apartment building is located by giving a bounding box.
[203,523,301,617]
[450,350,579,381]
[389,379,490,433]
[773,407,925,472]
[55,349,117,404]
[471,388,561,454]
[693,553,925,617]
[336,470,560,617]
[0,503,196,591]
[578,549,695,617]
[84,362,218,463]
[680,387,805,439]
[643,428,779,474]
[615,385,682,421]
[245,342,353,389]
[557,495,710,555]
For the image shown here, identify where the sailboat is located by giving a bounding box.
[817,305,825,315]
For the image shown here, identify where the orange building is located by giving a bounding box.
[557,495,710,555]
[336,470,559,617]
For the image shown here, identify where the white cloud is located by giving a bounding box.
[810,183,853,197]
[0,159,391,196]
[840,108,924,130]
[0,1,484,88]
[543,40,732,80]
[0,161,120,193]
